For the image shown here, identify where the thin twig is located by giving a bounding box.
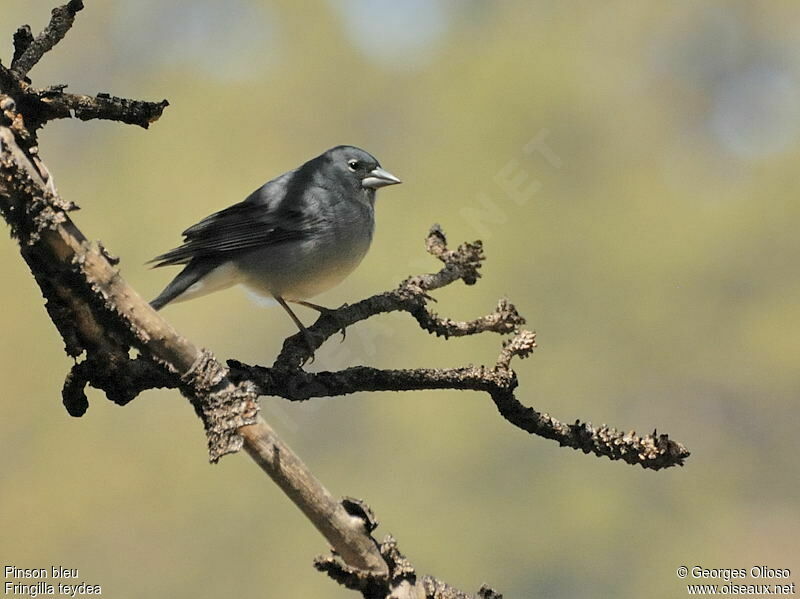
[11,0,84,77]
[0,63,169,130]
[12,26,35,68]
[38,90,170,128]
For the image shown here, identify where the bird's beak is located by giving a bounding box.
[362,166,402,189]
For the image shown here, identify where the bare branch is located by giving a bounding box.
[231,329,688,470]
[11,0,84,77]
[0,63,169,130]
[38,90,170,128]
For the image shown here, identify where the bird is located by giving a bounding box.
[149,145,401,349]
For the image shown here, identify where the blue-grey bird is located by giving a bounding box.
[149,145,401,344]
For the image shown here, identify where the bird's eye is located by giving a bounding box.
[347,160,359,171]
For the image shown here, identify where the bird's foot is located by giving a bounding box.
[277,296,320,362]
[293,300,349,342]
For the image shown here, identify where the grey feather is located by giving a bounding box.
[149,145,400,311]
[150,259,222,310]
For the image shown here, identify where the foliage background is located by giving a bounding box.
[2,2,797,597]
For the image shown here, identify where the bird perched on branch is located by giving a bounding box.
[149,145,401,348]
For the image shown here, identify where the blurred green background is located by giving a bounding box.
[2,1,798,597]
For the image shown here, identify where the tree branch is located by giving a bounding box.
[0,63,169,130]
[1,2,166,132]
[230,324,685,470]
[11,0,84,78]
[39,89,169,128]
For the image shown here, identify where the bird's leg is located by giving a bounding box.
[276,296,318,356]
[292,300,332,312]
[290,300,348,341]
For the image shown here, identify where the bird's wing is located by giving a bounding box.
[151,177,323,267]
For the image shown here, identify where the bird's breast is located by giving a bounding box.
[238,203,374,300]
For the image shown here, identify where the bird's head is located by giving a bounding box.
[324,145,402,193]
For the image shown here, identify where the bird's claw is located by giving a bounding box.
[326,302,349,342]
[315,310,347,342]
[294,300,348,343]
[301,329,318,363]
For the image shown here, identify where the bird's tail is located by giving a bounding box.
[150,259,228,310]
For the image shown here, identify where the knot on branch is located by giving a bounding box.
[314,536,415,597]
[341,497,380,533]
[182,349,259,462]
[182,348,227,392]
[315,535,503,599]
